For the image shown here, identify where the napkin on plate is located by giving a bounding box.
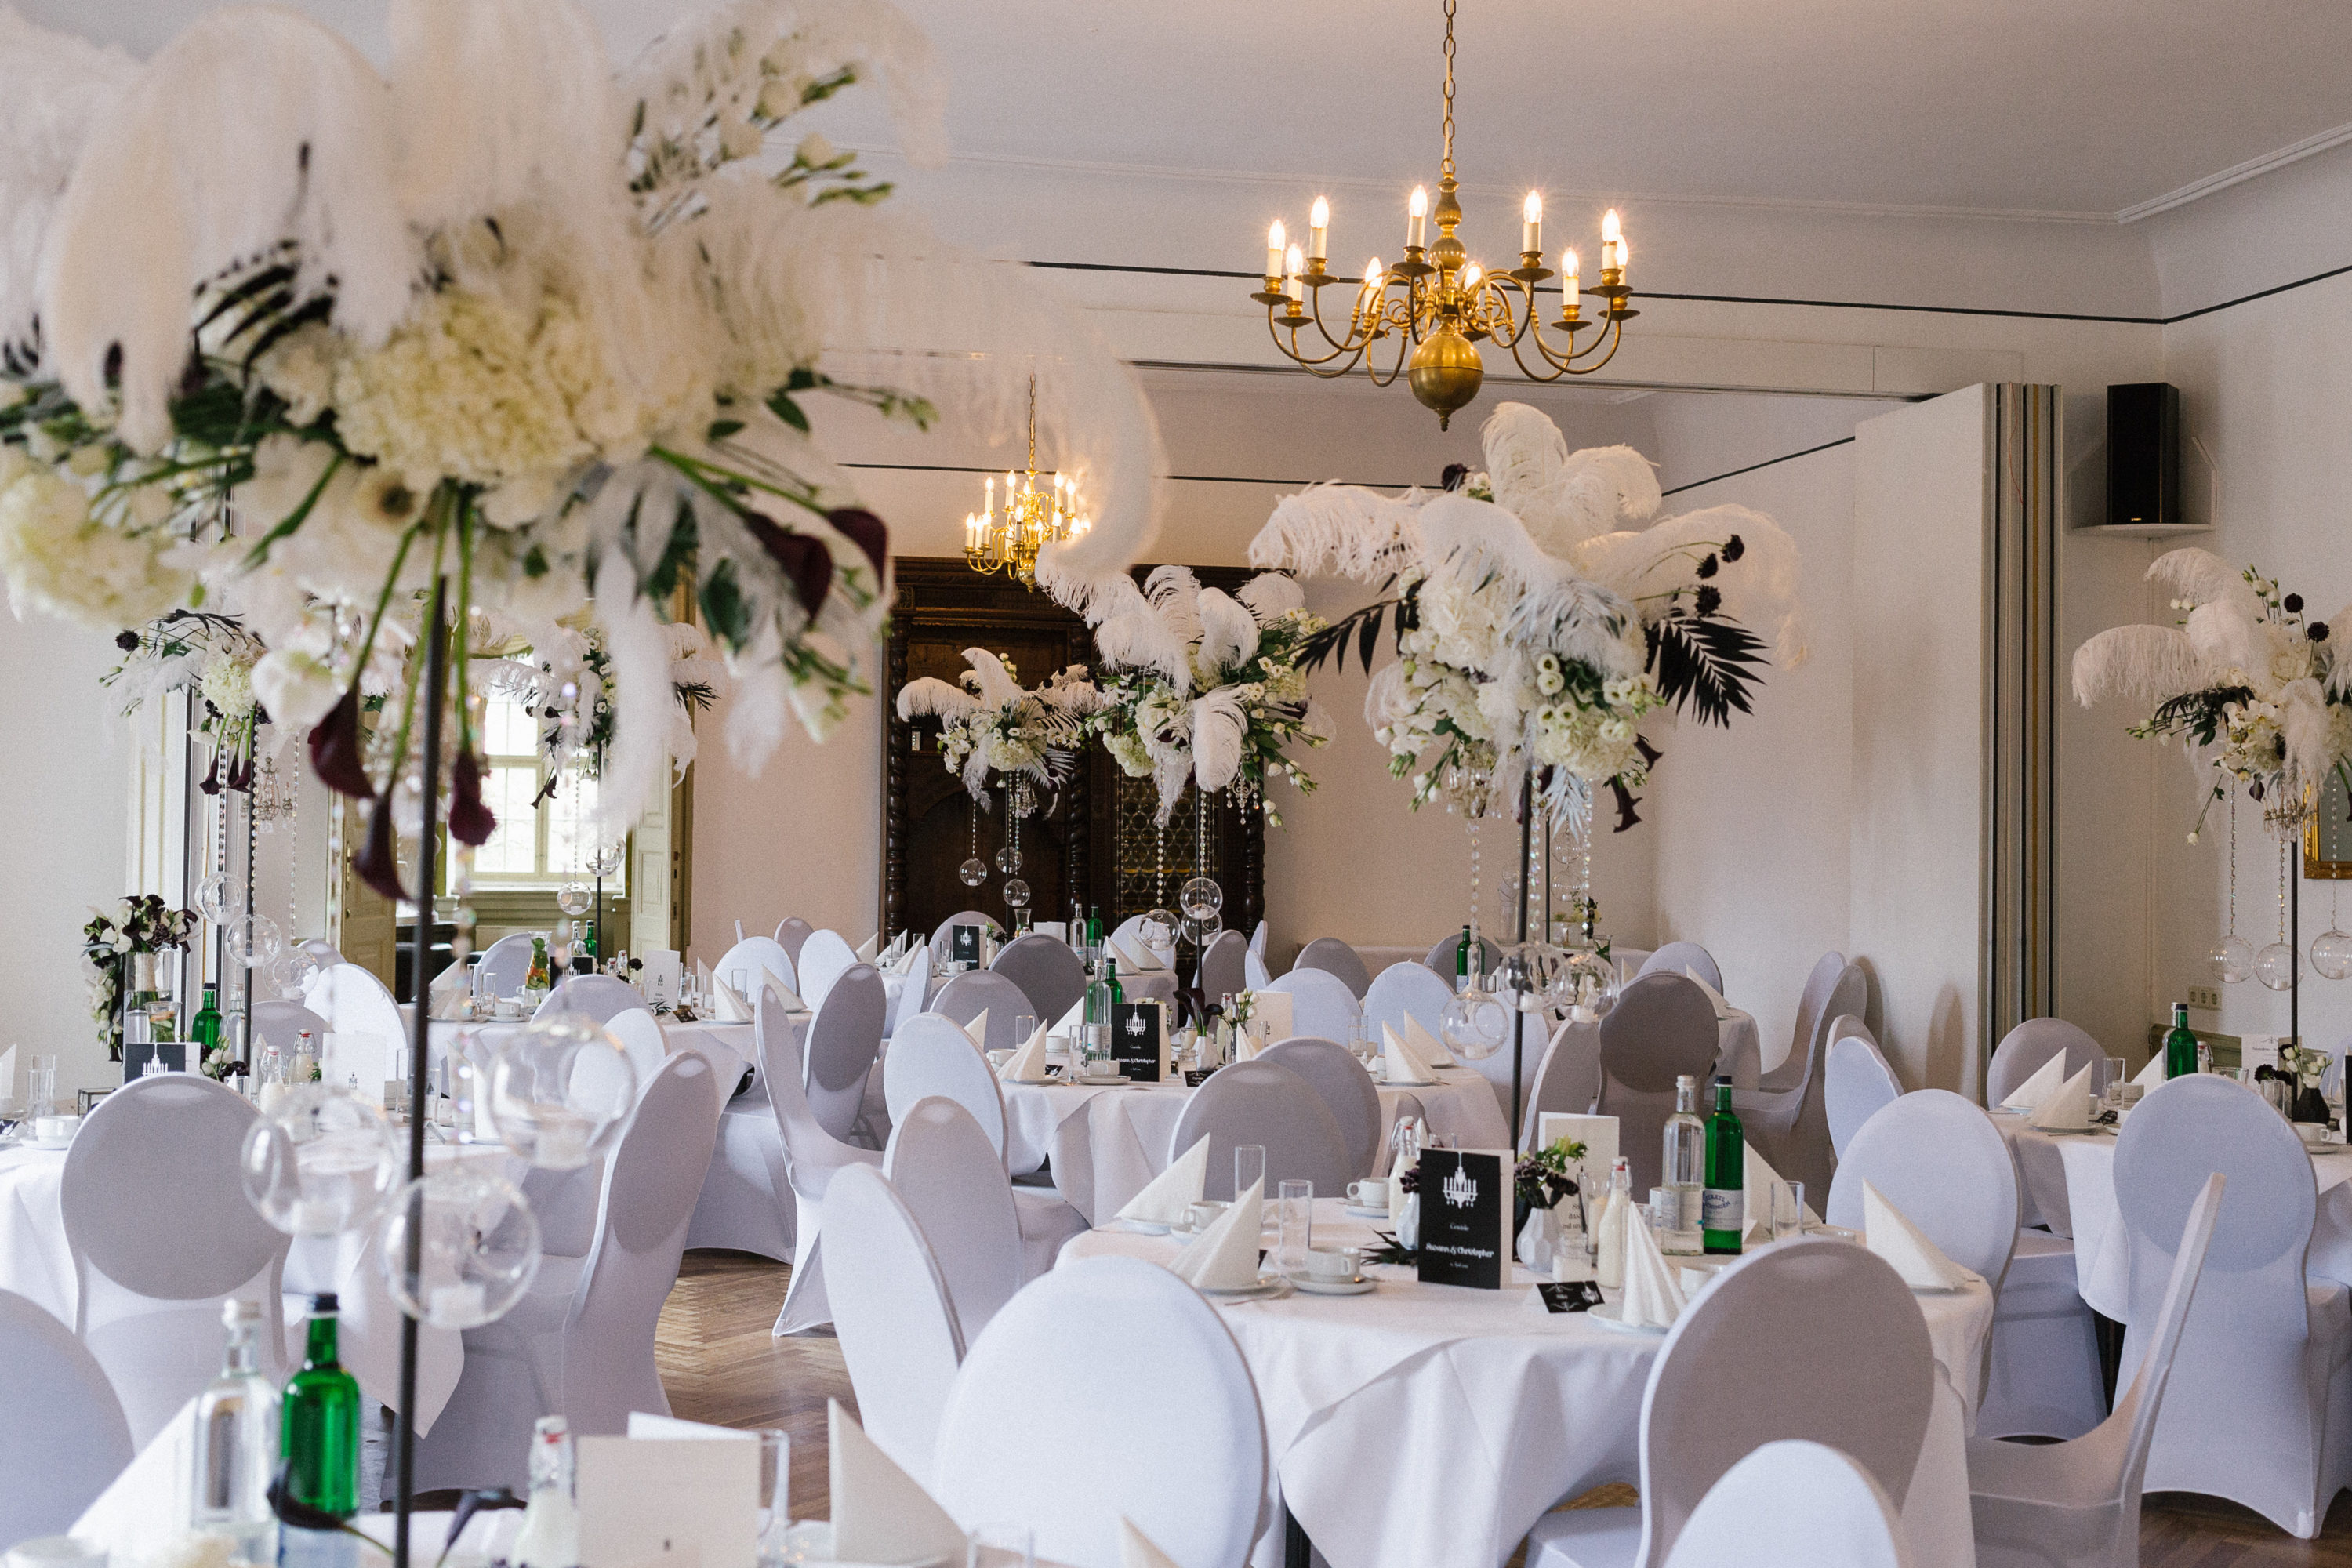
[2028,1062,2096,1131]
[1686,967,1733,1022]
[997,1022,1053,1083]
[1121,1519,1183,1568]
[1740,1141,1819,1243]
[763,978,808,1013]
[1118,1134,1210,1225]
[1862,1181,1969,1290]
[1053,996,1086,1036]
[1999,1052,2067,1112]
[962,1010,990,1053]
[2132,1051,2169,1088]
[1404,1013,1456,1068]
[1170,1178,1265,1290]
[895,946,926,976]
[857,934,879,963]
[1381,1022,1436,1085]
[1618,1207,1688,1329]
[712,975,752,1022]
[828,1399,966,1566]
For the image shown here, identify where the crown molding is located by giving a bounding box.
[2116,119,2352,223]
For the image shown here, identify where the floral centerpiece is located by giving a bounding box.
[103,610,270,793]
[82,895,196,1061]
[477,619,723,806]
[1250,401,1801,832]
[1087,568,1332,826]
[894,648,1102,805]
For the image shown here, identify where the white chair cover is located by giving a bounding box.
[684,984,797,1263]
[1664,1441,1907,1568]
[602,1007,669,1097]
[299,961,405,1074]
[1733,960,1864,1201]
[1637,941,1724,995]
[1248,920,1269,958]
[1968,1173,2225,1568]
[929,911,1003,968]
[298,938,344,964]
[1244,948,1275,991]
[1519,1017,1602,1150]
[882,1099,1020,1348]
[1294,938,1374,1000]
[886,942,934,1040]
[713,935,799,1001]
[930,971,1036,1056]
[0,1287,134,1545]
[1199,931,1249,1009]
[992,934,1087,1025]
[1421,931,1502,983]
[1166,1060,1352,1201]
[805,966,887,1145]
[1362,960,1454,1045]
[768,983,886,1337]
[2115,1075,2352,1537]
[796,930,859,1013]
[775,917,815,964]
[824,1161,966,1482]
[1824,1017,1902,1160]
[1258,1037,1383,1178]
[471,933,540,1000]
[1759,952,1846,1093]
[539,974,650,1025]
[1526,1239,1933,1568]
[416,1049,724,1492]
[1985,1018,2103,1108]
[1595,973,1721,1192]
[249,1000,330,1060]
[61,1075,289,1445]
[884,1013,1011,1160]
[932,1255,1268,1568]
[1261,967,1361,1044]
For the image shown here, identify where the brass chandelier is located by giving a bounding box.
[1250,0,1637,429]
[964,372,1090,583]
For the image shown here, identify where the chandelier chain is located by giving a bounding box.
[1025,368,1037,473]
[1439,0,1457,180]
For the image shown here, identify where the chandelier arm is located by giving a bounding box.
[1306,282,1380,358]
[1266,306,1374,371]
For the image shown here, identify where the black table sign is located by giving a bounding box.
[122,1041,189,1081]
[1534,1280,1605,1314]
[1111,1001,1162,1082]
[950,924,982,967]
[1416,1149,1510,1290]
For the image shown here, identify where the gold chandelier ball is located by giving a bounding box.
[1408,326,1484,430]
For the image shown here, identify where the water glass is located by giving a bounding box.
[1234,1144,1266,1199]
[27,1059,56,1120]
[1276,1179,1313,1275]
[1014,1014,1036,1051]
[966,1524,1034,1568]
[753,1429,793,1566]
[2102,1057,2127,1108]
[1773,1180,1806,1242]
[731,968,752,1008]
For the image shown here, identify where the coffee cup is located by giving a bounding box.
[1346,1177,1389,1212]
[1304,1247,1359,1283]
[1186,1200,1228,1230]
[33,1115,78,1143]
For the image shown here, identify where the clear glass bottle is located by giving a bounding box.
[1702,1076,1745,1255]
[1594,1157,1633,1289]
[192,1298,279,1566]
[511,1416,579,1568]
[278,1294,360,1568]
[1082,958,1123,1071]
[1660,1074,1705,1255]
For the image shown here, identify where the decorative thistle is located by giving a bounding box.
[894,648,1102,804]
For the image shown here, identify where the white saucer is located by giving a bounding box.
[1200,1277,1293,1300]
[23,1136,74,1151]
[1288,1274,1375,1296]
[1073,1073,1129,1086]
[1589,1302,1669,1336]
[2035,1124,2108,1136]
[1342,1204,1392,1220]
[1112,1218,1171,1236]
[1376,1077,1436,1089]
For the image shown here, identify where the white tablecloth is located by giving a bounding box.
[1002,1066,1514,1225]
[426,1014,760,1081]
[1995,1109,2352,1319]
[1065,1204,1987,1568]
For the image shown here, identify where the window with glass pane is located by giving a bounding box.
[473,689,619,887]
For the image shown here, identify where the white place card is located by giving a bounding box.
[1254,989,1294,1041]
[579,1436,756,1568]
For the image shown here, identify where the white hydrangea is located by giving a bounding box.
[0,465,191,630]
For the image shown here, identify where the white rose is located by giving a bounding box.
[251,648,342,731]
[797,132,838,169]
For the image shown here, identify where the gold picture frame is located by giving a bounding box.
[2307,766,2352,880]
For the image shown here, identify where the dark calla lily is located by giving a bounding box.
[198,750,221,796]
[742,510,834,617]
[227,748,254,793]
[826,506,889,579]
[448,750,498,847]
[355,793,408,903]
[310,685,376,800]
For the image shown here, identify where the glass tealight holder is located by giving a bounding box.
[1440,990,1511,1061]
[240,1083,402,1237]
[377,1166,541,1329]
[488,1010,638,1170]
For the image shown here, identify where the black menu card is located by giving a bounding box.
[122,1041,190,1080]
[1417,1148,1510,1290]
[950,924,982,967]
[1110,1001,1162,1082]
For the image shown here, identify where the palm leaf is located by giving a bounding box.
[1646,612,1768,727]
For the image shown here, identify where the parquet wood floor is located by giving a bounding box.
[649,1250,2352,1563]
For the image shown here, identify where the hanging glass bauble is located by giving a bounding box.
[377,1167,542,1330]
[227,913,284,969]
[1490,942,1573,1015]
[488,1011,639,1170]
[1138,909,1182,953]
[240,1085,401,1237]
[2255,942,2302,992]
[1002,877,1032,910]
[556,883,593,918]
[196,872,241,924]
[2210,935,2256,984]
[586,840,625,878]
[1557,943,1618,1021]
[959,857,989,887]
[1440,990,1510,1061]
[2312,928,2352,982]
[996,845,1022,876]
[270,946,321,999]
[1179,876,1224,923]
[1182,910,1223,946]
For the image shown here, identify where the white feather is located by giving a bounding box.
[893,675,976,724]
[589,554,673,837]
[960,647,1022,710]
[1195,588,1260,674]
[2185,599,2274,683]
[2146,547,2246,608]
[1190,686,1247,794]
[1236,572,1305,623]
[2069,624,2205,708]
[724,623,792,773]
[0,8,135,354]
[1574,503,1807,664]
[2282,678,2337,793]
[1479,405,1660,555]
[1248,482,1427,579]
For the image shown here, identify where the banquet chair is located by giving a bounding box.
[1294,937,1374,1000]
[1258,1037,1383,1177]
[0,1287,134,1545]
[524,1007,670,1259]
[298,938,345,965]
[1824,1016,1903,1160]
[1595,974,1722,1192]
[1245,946,1276,991]
[1664,1441,1907,1568]
[1519,1017,1603,1149]
[797,930,859,1012]
[775,916,815,966]
[249,1000,330,1060]
[713,934,799,1002]
[993,932,1087,1024]
[1422,931,1503,983]
[883,1098,1024,1347]
[1363,960,1453,1044]
[61,1074,289,1445]
[882,1014,1090,1276]
[929,911,1003,968]
[416,1049,723,1492]
[805,964,887,1145]
[1200,930,1249,1008]
[685,981,800,1263]
[931,970,1035,1056]
[886,940,934,1039]
[1985,1018,2103,1108]
[472,933,539,1000]
[1967,1172,2224,1568]
[1525,1238,1934,1568]
[1824,1090,2020,1316]
[824,1161,966,1483]
[768,983,887,1336]
[538,973,650,1025]
[1733,957,1864,1201]
[933,1255,1268,1568]
[1637,941,1724,996]
[601,1006,668,1092]
[1263,967,1361,1046]
[300,961,405,1055]
[2115,1075,2352,1537]
[1167,1060,1352,1200]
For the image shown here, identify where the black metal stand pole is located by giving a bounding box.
[1510,769,1533,1150]
[393,578,447,1568]
[2292,834,2303,1052]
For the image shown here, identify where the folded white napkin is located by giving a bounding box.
[763,978,808,1014]
[963,1010,990,1053]
[1404,1012,1456,1068]
[2028,1062,2096,1131]
[1231,1025,1262,1062]
[1170,1178,1265,1290]
[1686,966,1733,1021]
[1999,1052,2066,1112]
[696,958,713,998]
[1054,995,1086,1036]
[713,975,752,1022]
[857,934,878,963]
[1113,935,1166,972]
[1862,1181,1969,1290]
[1118,1134,1210,1225]
[1618,1207,1688,1329]
[1255,990,1294,1040]
[997,1022,1053,1083]
[2132,1051,2169,1088]
[828,1399,966,1566]
[895,945,925,976]
[1381,1022,1436,1084]
[1121,1519,1183,1568]
[1740,1141,1820,1242]
[0,1044,13,1103]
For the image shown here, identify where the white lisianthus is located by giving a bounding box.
[250,648,343,730]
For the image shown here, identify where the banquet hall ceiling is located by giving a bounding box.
[31,0,2352,221]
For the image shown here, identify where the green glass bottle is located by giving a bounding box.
[278,1294,360,1568]
[1702,1076,1745,1254]
[1455,925,1472,994]
[2164,1002,2198,1080]
[193,985,223,1054]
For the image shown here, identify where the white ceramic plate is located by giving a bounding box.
[1589,1302,1669,1336]
[2036,1125,2110,1137]
[1376,1077,1437,1089]
[1289,1274,1375,1296]
[1074,1073,1130,1086]
[1112,1218,1171,1236]
[1200,1277,1294,1301]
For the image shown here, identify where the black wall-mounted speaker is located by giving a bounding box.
[2106,382,2181,531]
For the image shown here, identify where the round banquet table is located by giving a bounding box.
[1064,1203,1990,1568]
[1003,1065,1514,1225]
[1994,1108,2352,1319]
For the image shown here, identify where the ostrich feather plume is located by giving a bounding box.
[1575,503,1808,665]
[1236,572,1305,623]
[1248,482,1427,579]
[2146,547,2247,609]
[894,676,976,724]
[590,551,677,836]
[2070,624,2204,708]
[1190,686,1247,795]
[960,646,1022,710]
[1480,403,1660,555]
[0,8,135,356]
[1195,588,1260,674]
